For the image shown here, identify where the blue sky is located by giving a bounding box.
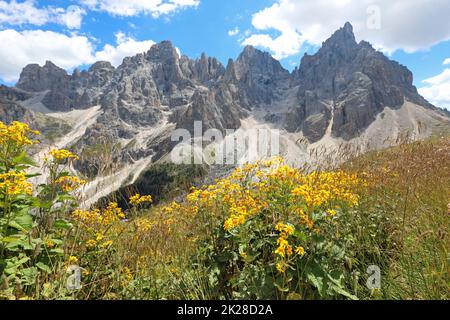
[0,0,449,109]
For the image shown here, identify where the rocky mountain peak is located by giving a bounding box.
[224,58,238,82]
[89,61,115,72]
[324,21,357,46]
[146,40,179,62]
[235,45,288,80]
[17,61,69,93]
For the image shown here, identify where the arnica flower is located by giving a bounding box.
[0,171,32,196]
[100,240,113,248]
[86,239,97,248]
[47,149,79,162]
[276,262,287,273]
[45,239,56,249]
[68,256,78,265]
[295,246,306,257]
[275,223,295,236]
[275,237,293,258]
[55,175,87,192]
[0,121,40,147]
[129,194,153,206]
[326,209,337,216]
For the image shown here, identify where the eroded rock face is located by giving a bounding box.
[0,86,34,124]
[288,22,435,141]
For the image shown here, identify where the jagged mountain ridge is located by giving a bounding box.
[2,22,449,206]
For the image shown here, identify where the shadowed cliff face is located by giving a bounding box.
[287,22,436,141]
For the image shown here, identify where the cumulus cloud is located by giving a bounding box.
[0,0,86,29]
[419,66,450,110]
[444,58,450,65]
[0,29,94,82]
[80,0,200,18]
[243,0,450,59]
[0,29,156,82]
[95,32,155,66]
[228,27,239,37]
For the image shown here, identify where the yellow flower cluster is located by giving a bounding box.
[142,157,361,275]
[73,202,125,251]
[0,121,40,147]
[135,218,155,233]
[0,171,32,196]
[129,194,153,206]
[274,223,306,273]
[73,202,125,229]
[68,256,78,265]
[291,171,360,208]
[121,267,133,284]
[47,149,79,162]
[274,223,294,258]
[55,175,87,192]
[224,193,264,231]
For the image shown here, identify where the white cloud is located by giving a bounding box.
[80,0,200,18]
[419,68,450,110]
[444,58,450,65]
[0,29,94,82]
[228,27,239,37]
[243,0,450,59]
[0,0,86,29]
[0,29,156,82]
[95,32,155,66]
[243,30,303,60]
[0,0,48,26]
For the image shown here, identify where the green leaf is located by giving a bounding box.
[9,212,33,232]
[274,281,290,293]
[4,255,30,275]
[49,248,64,255]
[2,235,30,251]
[12,151,38,167]
[331,284,358,300]
[53,219,73,230]
[55,194,76,202]
[305,262,326,296]
[36,262,52,274]
[20,267,38,286]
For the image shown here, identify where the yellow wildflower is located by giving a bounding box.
[47,149,79,162]
[129,194,153,206]
[295,246,306,257]
[55,175,87,192]
[326,209,337,216]
[276,262,287,273]
[0,121,40,147]
[0,171,32,195]
[86,239,97,248]
[45,239,56,249]
[100,240,113,248]
[68,256,78,265]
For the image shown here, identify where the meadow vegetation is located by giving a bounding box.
[0,120,448,300]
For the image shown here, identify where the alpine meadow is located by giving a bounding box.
[0,0,449,302]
